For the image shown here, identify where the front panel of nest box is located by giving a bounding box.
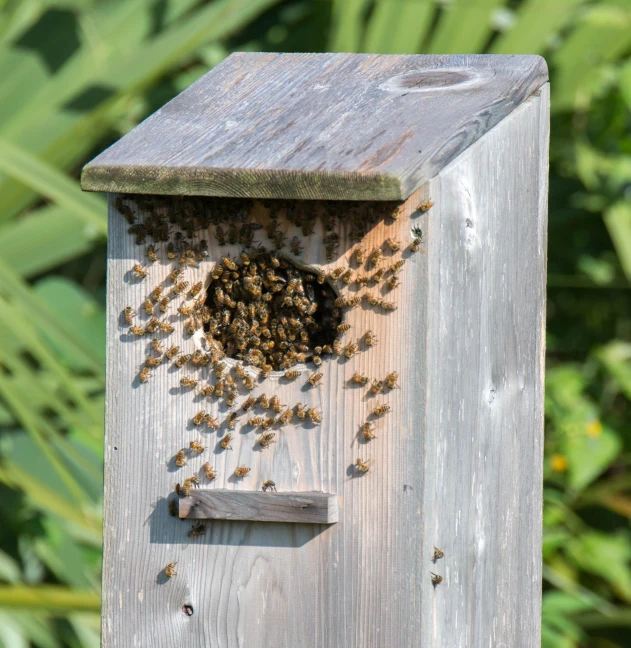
[105,185,432,642]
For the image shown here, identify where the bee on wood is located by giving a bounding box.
[258,416,273,431]
[168,499,178,517]
[341,269,354,285]
[220,433,233,450]
[234,465,251,479]
[175,449,187,467]
[369,380,384,395]
[222,256,237,271]
[199,384,214,398]
[368,295,382,307]
[355,458,371,473]
[331,339,342,356]
[166,345,180,360]
[175,354,191,368]
[190,281,203,297]
[369,248,383,266]
[349,372,369,386]
[387,275,400,290]
[307,408,322,425]
[329,267,345,281]
[308,372,323,387]
[226,391,237,408]
[270,395,282,413]
[123,306,136,325]
[243,375,255,391]
[145,356,163,368]
[431,572,443,586]
[188,522,206,538]
[371,267,386,283]
[284,370,301,381]
[142,298,153,316]
[364,330,377,347]
[312,354,323,367]
[260,364,272,380]
[295,403,307,420]
[361,422,376,440]
[227,412,238,430]
[259,394,270,410]
[248,416,265,427]
[202,463,217,481]
[372,404,391,417]
[175,482,190,497]
[381,300,396,312]
[234,363,247,379]
[242,395,257,411]
[262,480,277,492]
[385,371,400,389]
[184,475,200,489]
[189,440,205,454]
[344,341,359,359]
[205,415,219,430]
[290,236,304,256]
[385,238,401,252]
[146,244,158,262]
[146,317,161,334]
[199,240,209,258]
[432,547,444,561]
[214,225,226,246]
[178,304,194,317]
[167,268,183,284]
[151,286,163,303]
[151,338,164,353]
[165,562,177,578]
[166,243,177,259]
[173,281,189,295]
[334,296,347,308]
[130,325,146,337]
[139,366,151,383]
[353,245,365,264]
[132,264,147,280]
[390,260,406,273]
[347,296,362,309]
[410,227,423,253]
[278,408,293,426]
[354,274,369,287]
[192,410,207,426]
[159,321,175,334]
[317,270,327,284]
[258,432,276,448]
[417,200,434,213]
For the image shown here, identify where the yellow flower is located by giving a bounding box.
[586,420,602,438]
[551,454,568,472]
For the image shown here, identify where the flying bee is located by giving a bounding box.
[362,422,376,440]
[259,394,270,410]
[242,396,257,411]
[145,356,163,367]
[417,199,434,212]
[370,379,384,395]
[227,412,238,429]
[385,237,401,252]
[278,408,293,425]
[168,499,178,517]
[350,372,369,385]
[284,370,300,381]
[355,458,371,473]
[165,562,177,579]
[371,267,386,283]
[308,372,323,387]
[234,465,251,479]
[369,248,383,266]
[175,354,191,368]
[385,371,400,389]
[258,432,276,448]
[205,415,219,430]
[132,264,147,280]
[189,440,205,454]
[139,367,151,383]
[130,325,146,337]
[390,260,406,273]
[175,449,187,467]
[344,341,359,359]
[387,275,401,290]
[353,245,365,264]
[270,395,282,413]
[202,463,217,481]
[123,306,135,325]
[193,410,207,426]
[364,330,377,347]
[307,408,322,425]
[430,573,443,586]
[243,375,255,391]
[188,522,206,538]
[166,345,180,360]
[146,244,158,262]
[295,403,307,420]
[248,416,265,427]
[432,547,444,561]
[220,434,233,450]
[290,236,304,256]
[372,404,391,417]
[173,281,189,295]
[262,480,277,492]
[142,298,153,315]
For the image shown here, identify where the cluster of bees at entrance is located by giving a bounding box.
[117,194,431,572]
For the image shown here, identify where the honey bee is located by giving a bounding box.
[234,363,247,379]
[146,317,161,334]
[193,410,207,426]
[159,321,174,334]
[166,243,177,260]
[430,572,443,586]
[347,296,362,309]
[199,385,214,398]
[244,375,255,391]
[259,394,270,410]
[354,274,369,287]
[258,432,276,448]
[290,236,304,256]
[417,200,434,212]
[188,522,206,538]
[234,465,251,478]
[261,416,275,430]
[371,267,386,283]
[381,300,396,311]
[317,270,327,284]
[205,415,219,430]
[189,440,205,454]
[353,245,365,264]
[385,238,401,252]
[167,267,183,284]
[312,355,323,367]
[173,281,189,295]
[270,395,282,413]
[350,372,369,385]
[344,341,359,359]
[262,480,277,492]
[226,391,237,408]
[139,366,151,383]
[389,260,406,273]
[333,339,343,356]
[284,370,300,381]
[145,356,163,367]
[132,264,147,280]
[260,363,273,379]
[341,269,354,285]
[123,306,136,325]
[329,267,345,281]
[189,281,203,297]
[432,547,444,561]
[242,396,257,411]
[142,298,153,315]
[364,330,377,347]
[308,372,323,387]
[151,338,164,353]
[175,481,190,497]
[355,458,371,473]
[166,345,180,360]
[146,244,158,262]
[168,499,178,517]
[248,416,264,427]
[385,371,399,389]
[175,353,191,368]
[178,304,194,317]
[175,449,187,467]
[165,562,177,578]
[220,433,233,450]
[221,256,237,271]
[130,325,146,337]
[295,403,307,420]
[369,248,383,266]
[307,408,322,425]
[184,475,200,488]
[387,275,400,290]
[369,379,384,395]
[278,408,293,425]
[372,404,391,417]
[361,422,376,440]
[202,463,217,481]
[227,412,237,430]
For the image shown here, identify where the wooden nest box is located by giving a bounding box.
[82,53,549,647]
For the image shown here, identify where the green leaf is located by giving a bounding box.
[604,201,631,281]
[0,550,21,584]
[596,341,631,400]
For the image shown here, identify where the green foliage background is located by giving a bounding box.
[0,0,629,646]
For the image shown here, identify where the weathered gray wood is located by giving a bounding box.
[82,53,547,201]
[179,490,338,524]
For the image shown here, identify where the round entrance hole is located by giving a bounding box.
[203,251,342,371]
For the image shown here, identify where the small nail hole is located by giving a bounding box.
[182,604,194,616]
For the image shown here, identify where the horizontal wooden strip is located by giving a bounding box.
[178,490,339,524]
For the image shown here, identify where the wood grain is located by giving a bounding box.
[179,490,338,524]
[82,53,548,201]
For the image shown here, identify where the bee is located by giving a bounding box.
[166,243,177,260]
[317,270,327,284]
[152,286,165,303]
[290,236,304,256]
[344,341,359,359]
[145,356,163,367]
[387,275,400,290]
[199,240,209,258]
[165,562,177,579]
[432,547,444,561]
[190,282,203,297]
[199,384,214,398]
[146,244,158,262]
[259,394,270,410]
[369,248,383,266]
[260,364,272,379]
[278,408,293,425]
[355,458,370,473]
[189,440,205,454]
[417,200,434,212]
[215,225,226,246]
[370,379,384,395]
[354,274,369,287]
[166,345,180,360]
[123,306,136,325]
[284,370,300,381]
[364,330,377,347]
[173,281,189,295]
[361,422,376,440]
[385,371,399,389]
[329,267,345,281]
[205,415,219,430]
[308,372,323,387]
[221,256,237,271]
[139,366,151,383]
[184,475,200,488]
[234,465,251,479]
[178,304,194,317]
[142,298,153,315]
[242,396,257,411]
[347,296,362,309]
[234,363,247,379]
[244,375,255,391]
[146,317,160,334]
[188,522,206,538]
[168,499,178,517]
[312,354,323,367]
[333,339,343,356]
[151,338,164,353]
[132,264,147,280]
[202,463,217,481]
[371,267,386,283]
[175,354,191,368]
[262,480,277,492]
[270,395,282,413]
[175,449,187,467]
[350,372,369,386]
[368,295,382,307]
[193,410,207,426]
[307,408,322,425]
[385,238,401,252]
[130,325,146,337]
[430,573,443,586]
[389,260,406,273]
[353,245,365,264]
[167,267,183,284]
[220,433,233,450]
[226,391,237,408]
[258,432,276,448]
[227,412,238,430]
[341,269,354,285]
[159,321,174,334]
[372,404,391,417]
[248,416,265,427]
[175,482,190,498]
[295,403,307,420]
[381,300,396,311]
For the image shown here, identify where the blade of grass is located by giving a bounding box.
[604,202,631,281]
[329,0,369,52]
[0,586,100,613]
